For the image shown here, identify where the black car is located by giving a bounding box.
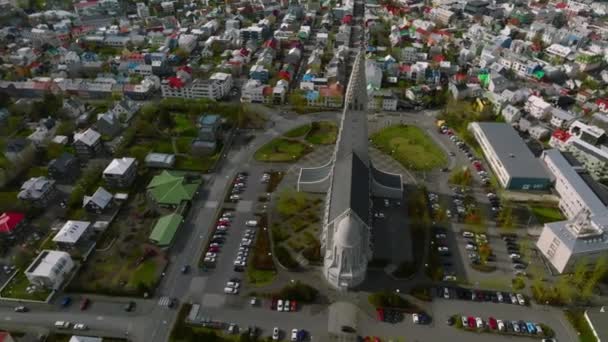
[181,265,190,274]
[341,326,356,333]
[234,266,244,272]
[505,320,513,332]
[124,301,136,312]
[248,326,258,338]
[519,321,528,333]
[446,316,455,325]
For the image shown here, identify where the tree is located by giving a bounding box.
[497,203,514,229]
[158,111,175,130]
[45,142,65,161]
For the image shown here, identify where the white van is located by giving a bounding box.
[54,321,71,329]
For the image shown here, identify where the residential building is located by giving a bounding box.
[525,95,552,120]
[149,213,183,247]
[0,212,25,240]
[96,111,121,137]
[368,90,398,111]
[52,220,92,250]
[550,108,575,129]
[145,153,176,168]
[469,122,551,191]
[25,250,74,289]
[501,105,522,124]
[83,187,113,213]
[18,177,56,207]
[161,72,232,100]
[62,98,86,118]
[537,149,608,274]
[585,307,608,342]
[240,79,268,103]
[73,128,102,160]
[4,138,34,165]
[48,153,80,183]
[147,171,202,207]
[429,7,454,25]
[103,157,137,188]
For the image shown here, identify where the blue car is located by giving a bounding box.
[526,322,536,334]
[61,297,72,307]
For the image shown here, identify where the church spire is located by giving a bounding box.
[345,49,368,112]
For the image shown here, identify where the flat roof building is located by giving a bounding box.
[537,149,608,274]
[469,122,551,191]
[25,250,74,289]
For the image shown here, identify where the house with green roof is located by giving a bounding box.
[149,213,183,247]
[146,170,202,207]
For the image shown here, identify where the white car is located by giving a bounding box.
[496,292,503,302]
[234,260,246,267]
[216,226,228,231]
[291,329,298,341]
[245,220,258,227]
[509,253,521,259]
[272,327,280,340]
[284,300,290,312]
[224,287,238,294]
[373,212,385,219]
[205,252,217,258]
[497,319,505,331]
[203,256,216,263]
[510,293,518,304]
[210,243,221,248]
[277,300,284,312]
[512,321,520,332]
[226,281,240,289]
[476,317,483,328]
[435,233,447,239]
[73,323,87,330]
[462,231,474,238]
[437,246,449,252]
[237,251,249,258]
[222,212,234,218]
[412,314,420,324]
[465,244,477,251]
[516,293,526,305]
[229,195,241,201]
[443,275,456,281]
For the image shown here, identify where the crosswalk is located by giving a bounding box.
[158,296,172,307]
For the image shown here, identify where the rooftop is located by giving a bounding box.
[471,122,550,180]
[104,157,136,175]
[53,220,90,244]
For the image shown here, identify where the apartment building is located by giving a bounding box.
[161,72,232,100]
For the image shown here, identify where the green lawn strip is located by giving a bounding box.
[530,205,565,224]
[305,121,337,145]
[565,309,598,342]
[284,124,311,138]
[175,154,218,172]
[371,124,447,171]
[254,138,312,162]
[0,272,51,301]
[246,266,276,287]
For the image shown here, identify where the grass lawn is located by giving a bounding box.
[174,137,193,154]
[371,124,447,171]
[246,267,276,287]
[172,114,198,137]
[565,309,598,342]
[175,154,219,172]
[305,121,337,145]
[530,205,565,224]
[254,138,312,162]
[127,259,159,288]
[0,272,51,301]
[284,124,311,138]
[0,191,22,211]
[26,166,48,179]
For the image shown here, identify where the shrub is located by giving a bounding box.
[393,261,417,278]
[410,286,433,302]
[369,291,411,309]
[275,246,298,270]
[512,277,525,290]
[274,281,318,303]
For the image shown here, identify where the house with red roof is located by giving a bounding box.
[0,332,15,342]
[596,98,608,113]
[0,212,25,238]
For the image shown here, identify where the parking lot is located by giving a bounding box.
[201,168,270,297]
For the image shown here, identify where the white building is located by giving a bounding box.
[550,108,575,129]
[161,72,232,100]
[537,149,608,273]
[52,220,91,249]
[525,95,552,120]
[25,250,74,289]
[546,43,573,59]
[178,34,197,53]
[429,7,454,25]
[240,79,267,103]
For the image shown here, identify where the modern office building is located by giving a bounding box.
[537,149,608,273]
[469,122,551,191]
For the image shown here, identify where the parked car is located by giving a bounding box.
[476,317,484,328]
[516,293,526,305]
[224,287,239,294]
[497,319,505,331]
[124,301,135,312]
[245,220,258,227]
[73,323,87,330]
[462,231,474,238]
[277,300,284,312]
[512,320,520,333]
[488,317,497,330]
[272,327,280,340]
[467,316,476,329]
[291,329,299,341]
[61,297,72,308]
[14,306,28,312]
[510,293,518,304]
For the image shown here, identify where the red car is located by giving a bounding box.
[291,300,297,311]
[271,298,277,310]
[467,316,476,329]
[474,164,483,172]
[217,220,230,226]
[447,130,454,136]
[376,308,384,321]
[80,297,90,311]
[488,317,497,330]
[208,246,220,252]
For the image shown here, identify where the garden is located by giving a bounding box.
[370,124,447,171]
[0,272,52,301]
[271,188,323,267]
[529,204,565,224]
[68,192,168,297]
